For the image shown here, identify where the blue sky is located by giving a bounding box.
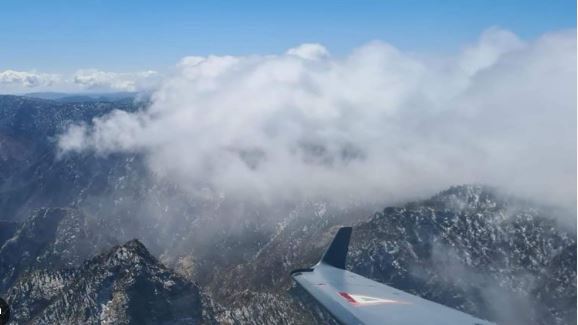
[0,0,575,72]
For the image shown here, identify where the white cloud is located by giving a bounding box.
[286,43,329,60]
[58,28,577,214]
[73,69,158,91]
[0,69,158,93]
[0,70,60,88]
[458,27,525,75]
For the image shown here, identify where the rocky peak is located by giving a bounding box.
[99,239,157,267]
[424,184,504,212]
[7,239,216,324]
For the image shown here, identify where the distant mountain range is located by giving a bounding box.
[23,92,140,103]
[0,95,575,324]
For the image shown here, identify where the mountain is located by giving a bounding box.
[348,185,576,325]
[206,185,575,325]
[0,95,141,221]
[24,92,138,103]
[0,96,574,324]
[0,207,118,292]
[6,239,215,324]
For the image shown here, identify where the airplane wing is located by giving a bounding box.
[291,227,496,325]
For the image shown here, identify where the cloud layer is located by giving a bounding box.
[0,69,158,93]
[58,28,577,211]
[0,70,59,89]
[73,69,158,92]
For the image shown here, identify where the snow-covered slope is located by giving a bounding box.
[348,185,576,324]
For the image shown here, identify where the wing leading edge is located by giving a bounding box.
[291,227,495,325]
